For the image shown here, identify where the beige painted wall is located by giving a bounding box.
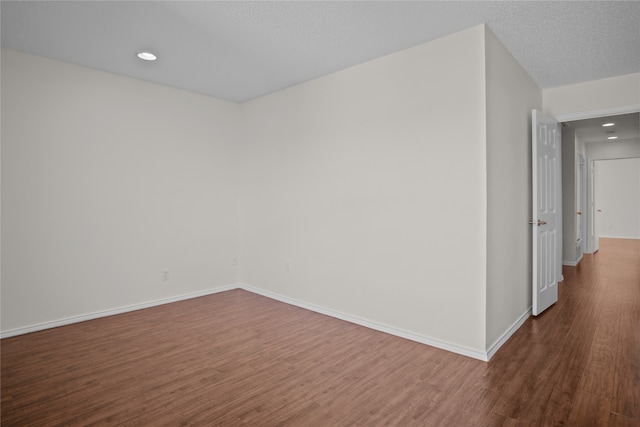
[240,26,488,354]
[594,158,640,239]
[1,49,241,333]
[484,27,542,350]
[587,138,640,160]
[561,128,578,264]
[543,73,640,119]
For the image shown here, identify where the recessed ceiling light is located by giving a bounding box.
[137,52,157,61]
[607,136,618,140]
[602,123,615,127]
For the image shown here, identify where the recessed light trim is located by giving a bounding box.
[137,52,157,61]
[607,136,618,140]
[602,123,615,127]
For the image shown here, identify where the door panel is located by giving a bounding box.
[532,110,561,316]
[576,154,586,260]
[590,161,600,253]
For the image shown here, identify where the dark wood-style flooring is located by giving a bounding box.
[2,238,639,426]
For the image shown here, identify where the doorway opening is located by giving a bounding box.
[559,111,640,266]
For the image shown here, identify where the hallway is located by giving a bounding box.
[484,237,640,425]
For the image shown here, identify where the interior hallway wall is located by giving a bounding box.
[484,27,542,351]
[561,128,578,264]
[593,158,640,239]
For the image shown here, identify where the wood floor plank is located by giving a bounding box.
[608,411,640,427]
[2,237,639,425]
[566,389,611,426]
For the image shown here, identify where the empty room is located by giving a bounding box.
[2,1,639,425]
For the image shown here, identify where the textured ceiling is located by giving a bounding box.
[1,1,639,103]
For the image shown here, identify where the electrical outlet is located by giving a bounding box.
[162,270,169,281]
[232,257,239,267]
[285,259,292,272]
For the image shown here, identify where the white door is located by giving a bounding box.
[576,154,586,260]
[591,161,600,252]
[532,110,561,316]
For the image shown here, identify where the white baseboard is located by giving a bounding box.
[563,253,583,267]
[3,282,531,363]
[238,283,490,361]
[485,306,532,361]
[0,284,239,339]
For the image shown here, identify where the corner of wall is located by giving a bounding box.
[483,25,542,353]
[240,25,490,355]
[1,50,243,332]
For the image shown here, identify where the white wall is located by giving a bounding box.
[239,26,488,355]
[543,73,640,119]
[561,128,578,263]
[594,159,640,239]
[1,49,241,333]
[484,27,542,350]
[587,138,640,160]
